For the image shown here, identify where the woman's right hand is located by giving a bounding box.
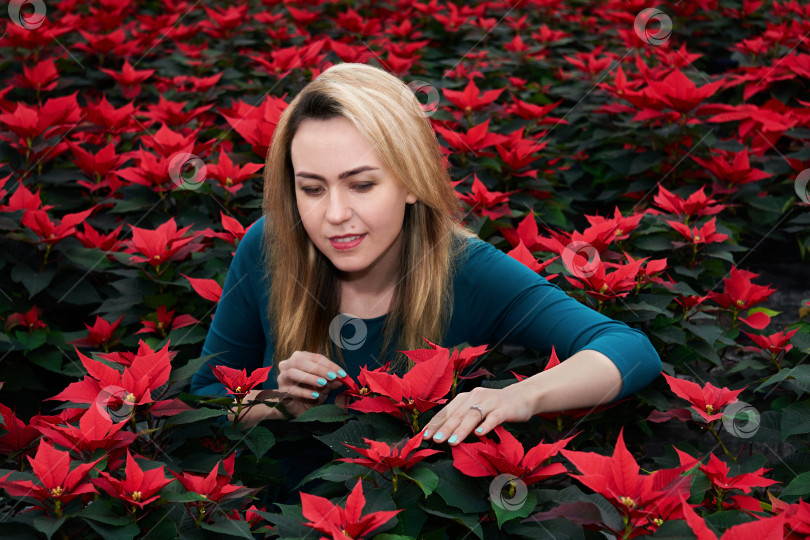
[275,351,346,418]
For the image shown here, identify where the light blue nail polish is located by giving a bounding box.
[317,378,327,386]
[475,427,483,434]
[327,371,337,380]
[448,435,458,444]
[311,391,320,399]
[423,429,430,438]
[433,432,443,441]
[337,369,347,377]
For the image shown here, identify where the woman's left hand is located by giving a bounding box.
[420,384,537,446]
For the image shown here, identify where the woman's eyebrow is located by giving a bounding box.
[295,165,379,181]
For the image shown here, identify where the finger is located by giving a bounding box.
[445,405,488,446]
[473,407,503,437]
[279,367,332,390]
[293,351,347,380]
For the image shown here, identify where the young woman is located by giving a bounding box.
[190,62,662,448]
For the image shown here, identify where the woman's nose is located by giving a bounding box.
[325,185,352,223]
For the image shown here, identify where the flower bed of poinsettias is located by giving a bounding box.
[1,0,810,538]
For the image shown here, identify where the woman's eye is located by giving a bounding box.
[354,183,374,192]
[301,187,322,196]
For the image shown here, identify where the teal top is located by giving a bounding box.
[190,216,661,400]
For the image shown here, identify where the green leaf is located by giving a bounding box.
[755,366,810,394]
[781,401,810,441]
[78,500,135,525]
[782,471,810,499]
[421,501,484,540]
[199,518,254,539]
[291,404,351,423]
[32,516,66,540]
[431,461,489,514]
[63,246,115,271]
[295,461,367,490]
[171,354,218,384]
[11,265,55,298]
[163,407,225,426]
[492,491,536,528]
[402,466,439,498]
[241,425,275,459]
[15,329,48,351]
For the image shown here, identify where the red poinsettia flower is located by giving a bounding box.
[4,305,47,332]
[655,373,744,423]
[171,453,248,503]
[435,119,510,156]
[75,222,124,253]
[69,314,124,350]
[0,180,53,213]
[742,328,799,362]
[561,429,691,535]
[211,365,272,400]
[454,174,517,220]
[49,342,173,412]
[652,185,726,219]
[706,266,775,311]
[0,403,40,456]
[141,95,214,127]
[36,402,137,459]
[22,207,96,246]
[94,450,173,509]
[340,434,442,474]
[350,347,453,421]
[692,148,771,189]
[666,217,729,246]
[452,426,573,485]
[220,95,289,158]
[443,78,503,114]
[301,478,402,540]
[0,439,101,511]
[13,57,59,93]
[205,148,263,194]
[506,241,559,277]
[98,59,154,99]
[136,306,198,337]
[565,258,645,302]
[125,218,203,268]
[698,453,779,509]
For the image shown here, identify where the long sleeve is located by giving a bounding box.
[190,218,270,396]
[453,237,662,400]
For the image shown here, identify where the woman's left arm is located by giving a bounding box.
[421,238,661,445]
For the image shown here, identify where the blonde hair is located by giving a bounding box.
[262,62,478,372]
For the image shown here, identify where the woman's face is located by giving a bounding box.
[291,116,417,285]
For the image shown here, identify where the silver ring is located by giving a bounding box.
[469,404,484,421]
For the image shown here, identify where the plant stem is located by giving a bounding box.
[707,422,737,464]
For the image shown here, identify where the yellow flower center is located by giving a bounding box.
[125,392,137,403]
[154,255,161,261]
[619,496,636,509]
[359,387,369,395]
[599,284,609,294]
[653,517,663,527]
[131,491,142,501]
[226,177,232,186]
[235,386,242,393]
[735,299,745,307]
[694,235,701,242]
[705,404,714,415]
[615,229,623,237]
[50,486,64,498]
